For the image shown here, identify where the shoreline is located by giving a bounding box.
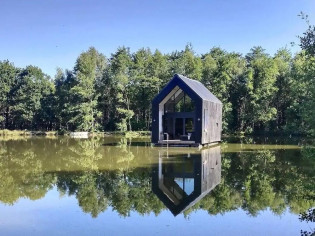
[0,129,151,138]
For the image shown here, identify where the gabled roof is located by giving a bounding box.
[176,74,222,104]
[152,74,222,105]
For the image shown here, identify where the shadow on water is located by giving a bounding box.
[152,145,221,216]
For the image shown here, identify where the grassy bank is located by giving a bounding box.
[0,130,151,138]
[0,129,57,137]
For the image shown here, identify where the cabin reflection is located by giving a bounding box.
[152,145,221,216]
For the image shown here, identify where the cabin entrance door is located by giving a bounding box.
[163,113,195,140]
[175,118,184,139]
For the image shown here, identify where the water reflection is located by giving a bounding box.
[0,137,313,224]
[152,146,221,216]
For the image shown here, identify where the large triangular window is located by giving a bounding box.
[164,89,195,113]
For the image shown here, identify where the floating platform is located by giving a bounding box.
[155,140,219,148]
[156,140,198,147]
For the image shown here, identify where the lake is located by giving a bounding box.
[0,136,314,235]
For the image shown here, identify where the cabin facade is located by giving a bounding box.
[152,74,222,146]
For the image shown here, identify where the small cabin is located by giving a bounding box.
[152,74,222,146]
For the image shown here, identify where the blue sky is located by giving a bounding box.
[1,0,314,77]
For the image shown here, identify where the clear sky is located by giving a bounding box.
[1,0,314,77]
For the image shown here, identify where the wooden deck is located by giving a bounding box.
[157,140,197,147]
[155,140,220,148]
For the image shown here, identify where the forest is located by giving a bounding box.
[0,22,314,136]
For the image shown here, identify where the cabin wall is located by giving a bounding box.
[194,100,202,144]
[152,98,159,143]
[201,101,222,144]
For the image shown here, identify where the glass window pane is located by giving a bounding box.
[175,97,184,112]
[185,118,194,133]
[164,91,195,113]
[185,95,195,112]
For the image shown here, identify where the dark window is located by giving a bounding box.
[164,90,195,113]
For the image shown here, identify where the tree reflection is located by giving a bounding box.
[299,208,315,236]
[0,138,313,221]
[0,139,56,204]
[57,171,109,217]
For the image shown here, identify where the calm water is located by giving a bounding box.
[0,136,314,236]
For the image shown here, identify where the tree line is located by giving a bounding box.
[0,24,314,135]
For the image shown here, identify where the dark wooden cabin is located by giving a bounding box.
[152,74,222,146]
[152,146,221,216]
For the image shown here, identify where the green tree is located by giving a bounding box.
[299,12,315,56]
[69,47,106,131]
[168,44,202,81]
[9,66,52,130]
[148,49,169,87]
[202,48,246,132]
[271,48,293,131]
[0,60,17,129]
[108,47,134,131]
[297,15,315,136]
[130,48,162,130]
[241,47,279,133]
[54,68,76,131]
[287,52,315,136]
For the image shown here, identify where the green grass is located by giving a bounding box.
[0,129,57,136]
[0,129,152,138]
